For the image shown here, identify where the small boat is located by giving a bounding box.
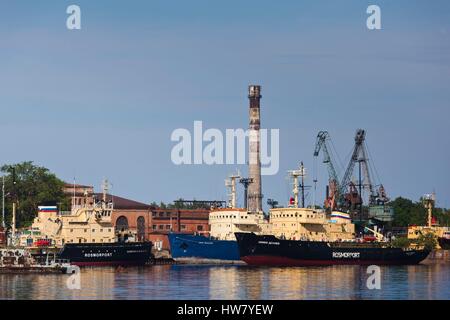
[0,248,70,274]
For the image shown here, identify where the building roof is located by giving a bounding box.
[93,193,151,210]
[64,183,94,189]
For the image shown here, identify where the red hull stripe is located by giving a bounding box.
[241,256,414,266]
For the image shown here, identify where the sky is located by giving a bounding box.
[0,0,449,209]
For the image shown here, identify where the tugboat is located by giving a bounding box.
[20,181,153,266]
[0,248,70,274]
[235,232,430,266]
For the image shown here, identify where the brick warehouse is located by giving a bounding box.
[148,208,210,250]
[63,184,210,248]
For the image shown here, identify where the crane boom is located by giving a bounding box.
[314,131,341,209]
[340,129,365,196]
[340,129,378,206]
[314,131,340,185]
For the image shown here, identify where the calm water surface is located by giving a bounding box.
[1,263,449,300]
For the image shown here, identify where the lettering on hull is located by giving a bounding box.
[332,252,360,259]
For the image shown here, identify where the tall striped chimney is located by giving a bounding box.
[247,85,263,213]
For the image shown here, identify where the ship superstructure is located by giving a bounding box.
[267,162,355,242]
[209,172,269,241]
[21,184,116,247]
[19,181,152,266]
[408,193,449,250]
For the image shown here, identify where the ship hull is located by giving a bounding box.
[58,242,153,266]
[235,233,430,266]
[438,238,450,250]
[168,233,242,263]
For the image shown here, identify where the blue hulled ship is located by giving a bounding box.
[168,233,241,263]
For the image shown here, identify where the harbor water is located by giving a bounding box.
[1,261,449,300]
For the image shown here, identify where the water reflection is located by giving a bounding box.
[0,264,449,300]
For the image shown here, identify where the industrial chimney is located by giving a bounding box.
[247,85,263,213]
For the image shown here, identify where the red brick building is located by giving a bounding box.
[148,208,210,250]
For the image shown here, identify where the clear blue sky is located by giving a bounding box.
[0,1,449,209]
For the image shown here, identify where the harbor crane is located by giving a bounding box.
[341,129,389,207]
[313,131,341,210]
[314,129,390,213]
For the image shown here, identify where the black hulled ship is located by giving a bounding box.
[58,241,152,266]
[235,232,430,266]
[21,183,153,267]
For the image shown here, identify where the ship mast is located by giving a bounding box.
[102,179,110,209]
[225,172,241,208]
[288,163,307,208]
[423,193,435,228]
[239,178,253,211]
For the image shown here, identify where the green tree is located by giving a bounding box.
[415,233,438,251]
[389,197,427,227]
[391,237,411,249]
[1,162,69,228]
[434,208,450,226]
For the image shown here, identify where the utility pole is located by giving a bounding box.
[300,162,306,209]
[11,167,17,241]
[358,160,363,222]
[2,175,5,229]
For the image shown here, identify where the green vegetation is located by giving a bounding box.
[415,233,439,251]
[391,237,411,249]
[389,197,450,227]
[150,199,215,210]
[1,161,70,228]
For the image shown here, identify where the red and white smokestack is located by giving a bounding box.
[247,85,263,213]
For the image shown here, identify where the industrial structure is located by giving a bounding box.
[314,129,393,224]
[247,85,263,213]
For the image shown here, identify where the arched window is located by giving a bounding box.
[115,216,129,232]
[137,216,146,241]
